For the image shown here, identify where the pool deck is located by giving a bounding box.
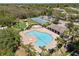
[19,25,59,53]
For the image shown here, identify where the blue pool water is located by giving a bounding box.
[26,31,53,47]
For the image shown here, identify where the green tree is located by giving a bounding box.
[0,28,20,56]
[64,22,79,55]
[0,15,16,27]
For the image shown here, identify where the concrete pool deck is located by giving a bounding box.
[19,25,59,53]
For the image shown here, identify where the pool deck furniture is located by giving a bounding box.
[19,25,59,53]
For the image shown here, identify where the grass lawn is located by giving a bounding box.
[14,18,39,30]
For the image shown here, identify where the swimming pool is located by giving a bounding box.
[26,31,53,47]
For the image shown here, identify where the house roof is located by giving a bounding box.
[47,24,68,33]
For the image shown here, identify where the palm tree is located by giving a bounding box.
[64,21,79,55]
[39,46,52,56]
[55,37,67,56]
[21,44,37,56]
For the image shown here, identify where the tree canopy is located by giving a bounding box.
[0,28,20,55]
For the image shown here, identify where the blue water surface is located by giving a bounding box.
[26,31,53,47]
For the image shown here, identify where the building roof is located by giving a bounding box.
[47,24,67,34]
[0,26,7,30]
[53,8,66,12]
[58,20,66,25]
